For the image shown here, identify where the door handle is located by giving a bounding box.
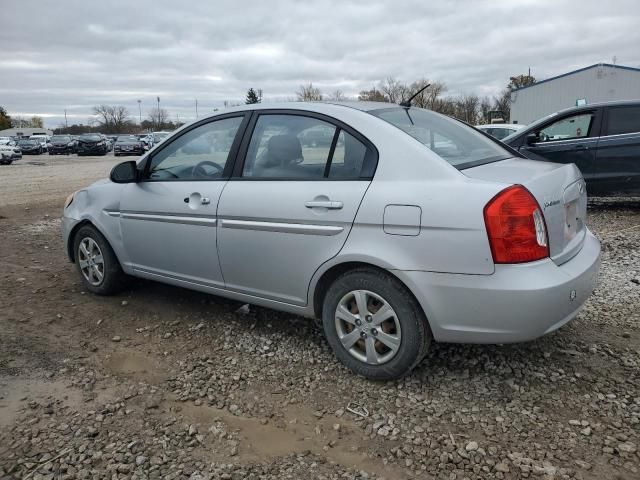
[573,144,588,150]
[183,195,211,205]
[305,200,343,209]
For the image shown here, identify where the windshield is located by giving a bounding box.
[371,107,512,168]
[51,136,71,142]
[117,135,138,142]
[19,140,36,145]
[79,134,102,141]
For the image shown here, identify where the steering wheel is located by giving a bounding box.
[192,160,223,178]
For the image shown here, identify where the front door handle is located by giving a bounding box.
[305,200,343,209]
[573,144,588,150]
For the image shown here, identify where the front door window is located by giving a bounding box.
[538,113,594,142]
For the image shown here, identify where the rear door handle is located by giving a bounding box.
[305,200,343,209]
[183,195,211,205]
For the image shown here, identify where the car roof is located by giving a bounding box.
[205,100,399,117]
[476,124,524,129]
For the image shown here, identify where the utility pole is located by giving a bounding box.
[64,109,68,129]
[195,99,198,119]
[156,97,160,130]
[137,99,142,124]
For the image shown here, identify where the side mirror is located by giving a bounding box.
[526,133,538,145]
[110,160,139,183]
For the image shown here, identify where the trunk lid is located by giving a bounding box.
[464,158,587,265]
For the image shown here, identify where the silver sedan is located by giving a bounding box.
[62,101,601,380]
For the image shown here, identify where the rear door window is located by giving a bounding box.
[241,114,377,179]
[606,106,640,135]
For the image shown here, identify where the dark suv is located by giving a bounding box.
[504,100,640,196]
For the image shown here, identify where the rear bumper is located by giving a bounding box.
[396,229,601,344]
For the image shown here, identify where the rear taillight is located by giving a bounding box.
[483,185,549,264]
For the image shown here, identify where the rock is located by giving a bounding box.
[575,460,592,470]
[580,427,591,436]
[618,442,636,454]
[111,336,121,342]
[136,455,147,466]
[495,463,510,473]
[465,441,479,452]
[121,300,128,306]
[188,424,198,436]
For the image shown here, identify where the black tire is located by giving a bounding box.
[72,225,127,295]
[322,268,432,380]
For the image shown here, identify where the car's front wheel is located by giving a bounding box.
[73,225,127,295]
[322,268,431,380]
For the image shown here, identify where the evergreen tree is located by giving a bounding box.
[245,88,261,104]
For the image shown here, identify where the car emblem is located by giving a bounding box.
[543,199,560,209]
[569,289,577,301]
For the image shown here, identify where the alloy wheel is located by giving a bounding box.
[78,237,105,286]
[334,289,401,365]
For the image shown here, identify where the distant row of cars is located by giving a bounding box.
[0,131,173,165]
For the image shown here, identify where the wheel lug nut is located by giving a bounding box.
[371,328,378,336]
[360,332,367,338]
[355,319,362,326]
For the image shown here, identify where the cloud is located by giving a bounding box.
[1,0,638,127]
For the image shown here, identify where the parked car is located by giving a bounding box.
[0,136,16,146]
[139,134,152,150]
[17,138,44,155]
[63,102,600,380]
[114,135,145,156]
[76,134,108,156]
[503,100,640,196]
[0,143,22,164]
[475,123,525,140]
[48,135,76,155]
[149,131,171,148]
[30,134,50,149]
[100,135,113,152]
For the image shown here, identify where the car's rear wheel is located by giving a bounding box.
[322,268,431,380]
[73,225,127,295]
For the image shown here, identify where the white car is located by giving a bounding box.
[30,134,50,149]
[0,143,22,164]
[0,136,16,146]
[475,124,525,141]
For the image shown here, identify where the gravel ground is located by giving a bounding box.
[0,155,638,479]
[0,154,120,206]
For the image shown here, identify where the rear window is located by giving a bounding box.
[371,108,512,168]
[607,106,640,135]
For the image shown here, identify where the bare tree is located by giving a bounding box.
[358,87,388,102]
[455,94,480,124]
[329,89,346,101]
[479,96,493,124]
[380,77,409,103]
[148,107,170,130]
[493,89,512,122]
[92,105,131,133]
[296,83,323,101]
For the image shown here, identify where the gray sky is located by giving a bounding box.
[1,0,639,127]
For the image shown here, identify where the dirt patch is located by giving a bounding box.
[103,350,168,385]
[0,376,83,429]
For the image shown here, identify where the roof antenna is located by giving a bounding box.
[400,83,431,107]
